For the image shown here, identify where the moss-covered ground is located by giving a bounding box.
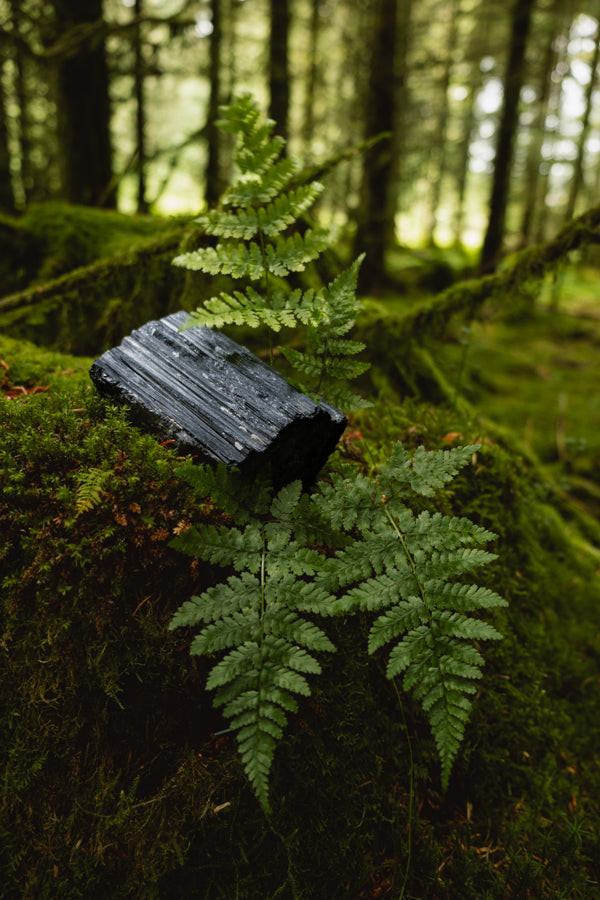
[1,217,600,897]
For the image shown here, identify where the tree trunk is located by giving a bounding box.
[268,0,290,143]
[534,19,570,244]
[0,61,15,212]
[205,0,226,205]
[425,0,461,246]
[518,7,562,244]
[302,0,320,155]
[53,0,115,207]
[354,0,400,293]
[479,0,535,271]
[564,22,600,222]
[134,0,148,214]
[133,0,149,214]
[8,0,31,205]
[452,76,479,246]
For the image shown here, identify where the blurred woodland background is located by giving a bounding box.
[2,0,600,279]
[3,3,600,898]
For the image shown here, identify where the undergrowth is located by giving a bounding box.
[2,373,600,897]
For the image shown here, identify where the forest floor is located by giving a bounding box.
[1,232,600,898]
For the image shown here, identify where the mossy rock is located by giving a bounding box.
[1,341,600,898]
[0,203,178,295]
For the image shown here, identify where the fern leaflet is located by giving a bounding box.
[316,442,507,789]
[172,93,369,409]
[169,474,337,812]
[74,466,112,517]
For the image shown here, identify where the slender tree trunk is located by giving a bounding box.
[518,9,562,243]
[134,0,148,213]
[268,0,290,143]
[564,22,600,222]
[425,0,461,246]
[302,0,320,154]
[354,0,399,293]
[390,0,412,245]
[205,0,225,205]
[479,0,535,271]
[8,0,31,204]
[54,0,115,207]
[452,78,478,245]
[0,61,15,212]
[534,31,568,243]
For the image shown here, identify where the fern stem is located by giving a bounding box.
[384,503,455,733]
[259,531,267,644]
[315,344,327,395]
[257,228,274,366]
[392,678,414,900]
[384,506,432,618]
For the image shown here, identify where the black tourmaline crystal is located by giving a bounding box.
[89,311,346,487]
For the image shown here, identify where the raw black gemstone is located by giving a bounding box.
[89,311,346,487]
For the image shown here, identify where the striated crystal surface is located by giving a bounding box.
[89,311,346,487]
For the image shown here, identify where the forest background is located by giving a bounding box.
[3,0,600,279]
[2,1,600,898]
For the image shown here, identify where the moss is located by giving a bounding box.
[0,384,235,896]
[2,348,600,897]
[0,203,178,292]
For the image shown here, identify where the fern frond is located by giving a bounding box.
[259,183,325,235]
[181,287,297,332]
[379,442,480,499]
[196,207,262,241]
[306,385,373,413]
[263,609,336,653]
[323,253,364,303]
[314,441,505,790]
[173,241,266,280]
[388,626,488,790]
[423,581,507,612]
[236,133,286,176]
[265,229,330,275]
[405,510,498,550]
[168,573,259,629]
[74,466,111,517]
[195,184,324,241]
[315,471,381,533]
[415,547,498,581]
[190,610,259,654]
[169,474,338,812]
[223,157,297,207]
[172,461,271,522]
[170,521,263,571]
[280,347,370,382]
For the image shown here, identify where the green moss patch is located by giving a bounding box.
[1,341,600,897]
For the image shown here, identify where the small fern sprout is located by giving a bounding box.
[172,93,370,409]
[73,466,113,517]
[169,470,338,812]
[316,442,508,790]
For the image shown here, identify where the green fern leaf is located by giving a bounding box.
[170,521,263,571]
[263,609,336,654]
[170,472,338,812]
[258,183,325,236]
[379,442,480,499]
[423,581,507,612]
[74,466,112,517]
[315,441,505,791]
[205,642,260,690]
[168,573,259,629]
[265,230,330,275]
[223,157,297,206]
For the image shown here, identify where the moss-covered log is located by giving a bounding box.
[2,335,600,897]
[360,203,600,351]
[0,226,195,355]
